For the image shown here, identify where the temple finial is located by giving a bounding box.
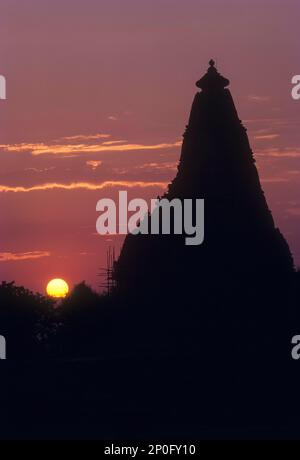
[196,60,229,90]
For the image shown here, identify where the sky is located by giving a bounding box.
[0,0,300,293]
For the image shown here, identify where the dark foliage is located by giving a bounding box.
[0,281,55,358]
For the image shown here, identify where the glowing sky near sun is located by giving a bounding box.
[0,0,300,292]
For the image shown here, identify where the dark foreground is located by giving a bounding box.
[1,350,300,440]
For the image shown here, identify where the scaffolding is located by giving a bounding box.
[98,246,116,295]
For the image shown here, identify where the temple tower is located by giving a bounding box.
[114,61,294,297]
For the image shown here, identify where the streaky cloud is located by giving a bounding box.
[0,180,168,193]
[0,140,181,156]
[0,251,51,262]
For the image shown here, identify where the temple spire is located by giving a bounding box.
[114,60,294,296]
[196,59,230,90]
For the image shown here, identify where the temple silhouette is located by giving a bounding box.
[114,60,294,303]
[107,62,297,428]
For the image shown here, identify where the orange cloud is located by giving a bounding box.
[0,251,51,262]
[0,140,181,156]
[0,181,168,193]
[60,133,111,141]
[136,161,177,171]
[86,160,102,170]
[256,148,300,158]
[254,134,279,140]
[260,177,289,183]
[102,140,127,145]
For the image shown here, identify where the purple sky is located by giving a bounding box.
[0,0,300,293]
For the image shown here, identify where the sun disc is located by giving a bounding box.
[46,278,69,298]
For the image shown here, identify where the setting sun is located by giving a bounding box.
[46,278,69,298]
